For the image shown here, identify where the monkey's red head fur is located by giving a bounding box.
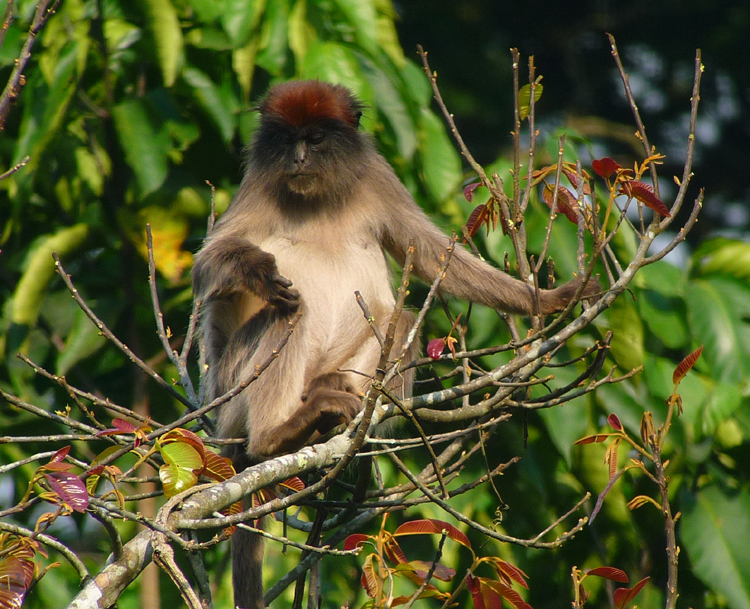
[250,81,369,204]
[259,80,363,129]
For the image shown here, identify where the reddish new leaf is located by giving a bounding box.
[673,345,703,386]
[482,580,534,609]
[203,451,235,482]
[464,182,484,202]
[394,519,471,550]
[585,566,629,583]
[343,534,369,552]
[279,476,305,492]
[466,204,490,238]
[574,434,611,445]
[466,574,486,609]
[607,413,623,432]
[384,537,408,565]
[44,472,89,513]
[427,338,446,360]
[620,181,671,217]
[0,555,35,609]
[542,184,579,224]
[562,167,591,195]
[614,576,649,609]
[485,557,529,589]
[592,157,621,179]
[112,418,137,433]
[49,446,71,464]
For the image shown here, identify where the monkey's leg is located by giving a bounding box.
[252,373,361,457]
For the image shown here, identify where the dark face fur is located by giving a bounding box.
[248,81,367,205]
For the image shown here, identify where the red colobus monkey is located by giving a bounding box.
[193,80,597,608]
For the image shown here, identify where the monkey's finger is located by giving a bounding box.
[272,274,294,288]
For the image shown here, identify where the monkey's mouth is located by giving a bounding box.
[287,173,318,195]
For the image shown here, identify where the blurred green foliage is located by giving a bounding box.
[1,1,749,608]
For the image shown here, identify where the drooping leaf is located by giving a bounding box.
[279,476,305,492]
[221,0,264,46]
[482,579,534,609]
[585,566,629,583]
[383,537,408,565]
[466,204,491,238]
[203,451,235,482]
[485,557,529,589]
[574,434,611,445]
[44,472,89,512]
[673,345,703,386]
[464,182,484,202]
[542,184,579,224]
[0,555,34,609]
[466,574,486,609]
[620,181,670,217]
[183,65,237,144]
[331,0,378,56]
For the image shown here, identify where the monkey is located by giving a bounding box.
[192,80,598,608]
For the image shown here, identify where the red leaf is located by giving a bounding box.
[562,168,591,195]
[673,345,703,386]
[203,451,236,482]
[466,574,486,609]
[485,557,529,589]
[620,181,671,217]
[542,184,579,224]
[614,576,649,609]
[0,555,34,609]
[112,418,137,433]
[464,182,484,202]
[44,472,89,513]
[592,157,621,179]
[279,476,305,492]
[574,434,611,445]
[49,446,71,464]
[394,519,472,550]
[466,204,490,238]
[384,538,408,565]
[482,580,534,609]
[343,534,369,552]
[427,338,446,360]
[607,413,623,432]
[585,566,629,583]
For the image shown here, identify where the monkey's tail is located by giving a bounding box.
[232,504,265,609]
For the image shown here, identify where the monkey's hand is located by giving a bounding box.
[259,265,301,316]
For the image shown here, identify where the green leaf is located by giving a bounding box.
[363,65,416,160]
[681,486,750,609]
[699,382,742,436]
[141,0,183,86]
[695,238,750,281]
[159,463,198,498]
[606,294,644,373]
[332,0,378,56]
[111,98,169,196]
[374,2,404,66]
[222,0,265,46]
[518,82,543,121]
[299,41,373,105]
[288,0,316,65]
[417,108,462,203]
[183,65,236,144]
[56,308,106,376]
[687,279,744,385]
[11,225,90,328]
[255,0,290,76]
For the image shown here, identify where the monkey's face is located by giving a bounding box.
[252,117,365,202]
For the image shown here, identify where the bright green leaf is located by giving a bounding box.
[255,0,290,76]
[699,382,742,436]
[607,294,644,372]
[159,462,198,498]
[417,108,462,203]
[221,0,265,47]
[518,82,543,121]
[687,279,743,385]
[111,98,169,196]
[183,65,236,144]
[299,41,373,105]
[695,238,750,281]
[332,0,378,56]
[141,0,183,86]
[681,486,750,609]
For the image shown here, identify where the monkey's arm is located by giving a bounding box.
[192,236,299,314]
[375,163,596,315]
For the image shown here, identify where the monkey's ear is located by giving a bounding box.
[353,110,363,128]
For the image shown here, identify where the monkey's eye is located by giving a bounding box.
[307,132,325,146]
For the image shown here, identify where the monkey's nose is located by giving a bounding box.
[294,142,308,168]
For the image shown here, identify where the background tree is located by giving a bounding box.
[0,1,749,608]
